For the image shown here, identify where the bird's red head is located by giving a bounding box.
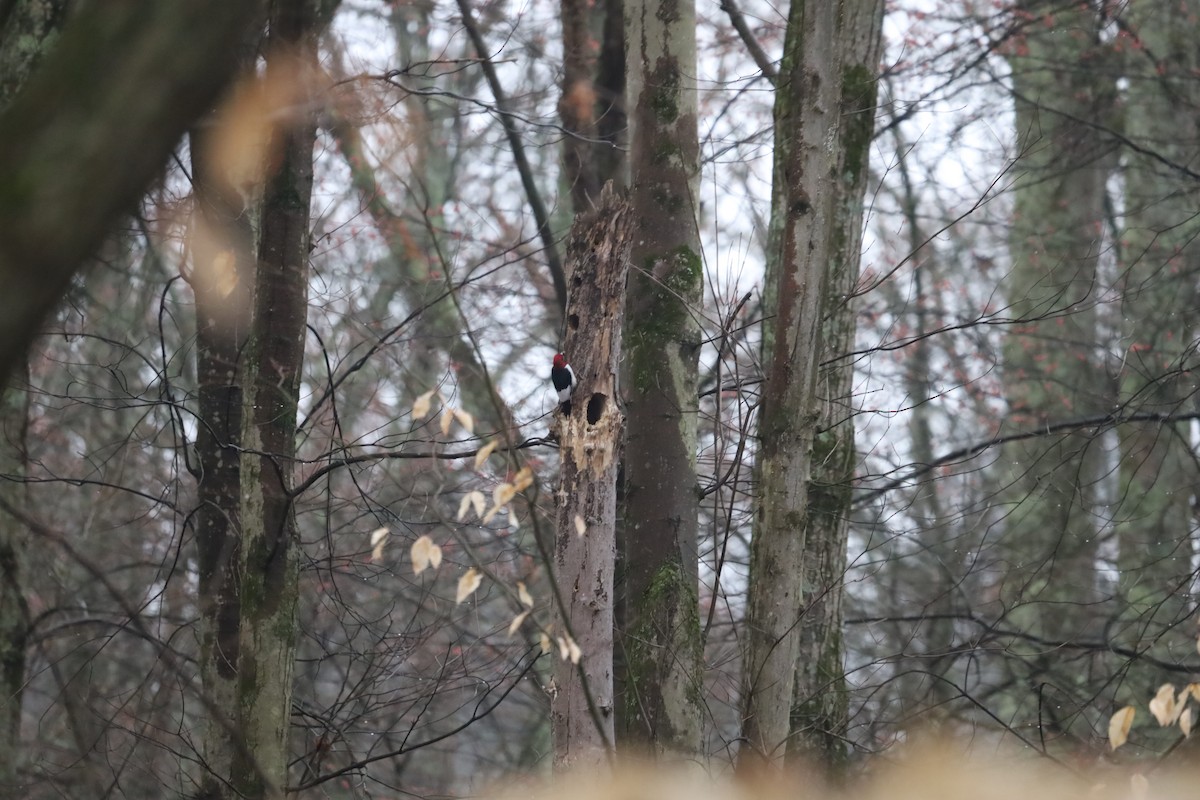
[552,353,568,369]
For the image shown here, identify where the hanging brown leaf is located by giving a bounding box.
[517,581,533,608]
[440,406,455,436]
[453,408,475,435]
[557,634,581,664]
[474,439,498,469]
[456,493,473,522]
[467,490,486,520]
[494,481,518,507]
[456,567,483,603]
[412,389,436,421]
[411,535,442,575]
[507,609,530,637]
[512,465,534,492]
[1150,683,1178,726]
[573,514,586,537]
[1108,705,1135,749]
[369,526,389,563]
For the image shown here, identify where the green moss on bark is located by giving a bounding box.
[622,561,703,735]
[627,245,701,394]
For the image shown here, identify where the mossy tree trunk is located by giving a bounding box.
[788,8,883,769]
[233,4,323,797]
[0,0,266,383]
[190,99,259,800]
[0,3,68,789]
[190,3,330,796]
[740,0,882,769]
[617,0,703,757]
[1112,0,1200,714]
[998,0,1114,747]
[0,373,29,793]
[552,186,631,769]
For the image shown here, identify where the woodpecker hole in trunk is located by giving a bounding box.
[586,393,606,425]
[567,312,579,331]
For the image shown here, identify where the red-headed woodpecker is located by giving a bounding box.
[550,352,575,414]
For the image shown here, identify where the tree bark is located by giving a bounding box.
[617,0,703,756]
[787,3,882,770]
[0,3,68,788]
[1112,0,1200,728]
[232,5,322,796]
[190,99,258,800]
[740,0,882,769]
[559,0,625,211]
[552,185,630,769]
[0,369,29,793]
[998,0,1114,746]
[0,0,266,384]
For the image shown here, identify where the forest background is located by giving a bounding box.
[0,0,1198,797]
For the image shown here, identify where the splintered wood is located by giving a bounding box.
[551,183,631,769]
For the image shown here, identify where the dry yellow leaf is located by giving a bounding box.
[539,632,551,655]
[1150,683,1177,726]
[1108,705,1135,749]
[454,408,475,435]
[517,581,533,608]
[457,490,487,523]
[1177,685,1193,719]
[1181,707,1193,737]
[412,389,436,421]
[508,507,519,530]
[494,482,517,507]
[440,406,455,436]
[456,494,473,522]
[512,465,534,492]
[574,514,586,537]
[468,490,486,520]
[369,527,389,562]
[456,567,483,603]
[474,439,498,469]
[410,535,441,575]
[508,610,530,637]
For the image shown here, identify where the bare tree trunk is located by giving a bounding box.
[999,0,1113,747]
[617,0,703,757]
[1112,0,1200,732]
[0,3,68,788]
[233,5,321,797]
[0,0,266,384]
[190,117,258,800]
[741,0,882,769]
[559,0,625,211]
[0,369,29,793]
[787,7,881,769]
[552,186,630,769]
